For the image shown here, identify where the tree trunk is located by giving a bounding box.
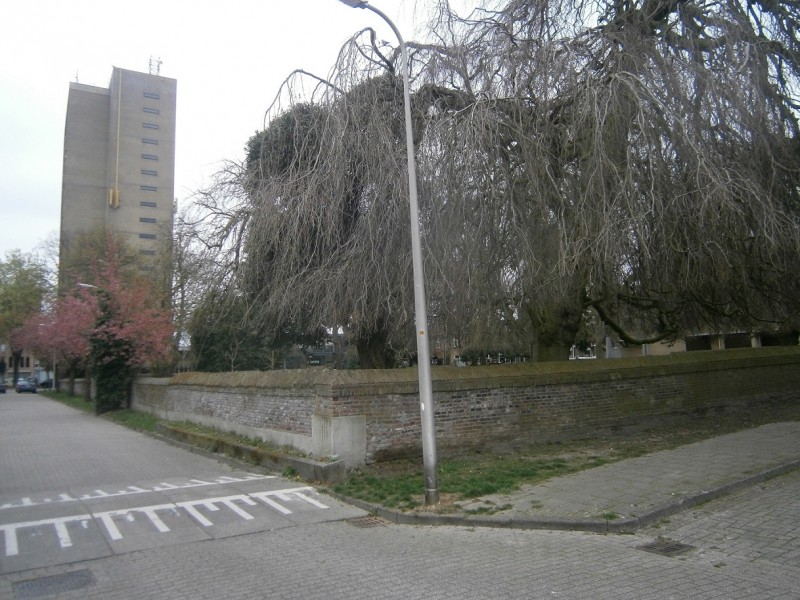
[536,343,573,362]
[11,350,22,384]
[528,301,584,362]
[355,329,393,369]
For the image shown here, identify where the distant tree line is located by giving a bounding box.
[6,233,173,413]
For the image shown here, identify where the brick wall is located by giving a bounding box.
[132,347,800,466]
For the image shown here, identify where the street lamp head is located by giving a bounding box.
[338,0,367,7]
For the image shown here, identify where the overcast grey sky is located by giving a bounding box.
[0,0,476,259]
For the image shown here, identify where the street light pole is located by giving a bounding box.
[337,0,439,505]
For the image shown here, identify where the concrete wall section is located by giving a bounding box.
[132,348,800,467]
[132,376,316,455]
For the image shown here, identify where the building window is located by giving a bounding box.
[140,185,157,192]
[141,169,158,176]
[142,138,159,145]
[140,201,157,208]
[141,153,158,161]
[140,217,157,224]
[143,123,159,130]
[139,233,157,240]
[143,92,160,100]
[143,107,160,115]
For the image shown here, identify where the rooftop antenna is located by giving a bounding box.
[148,56,162,76]
[75,70,79,83]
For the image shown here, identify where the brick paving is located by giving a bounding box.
[646,468,800,574]
[2,514,797,599]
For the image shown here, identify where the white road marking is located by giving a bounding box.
[1,514,91,556]
[0,487,328,557]
[0,474,275,510]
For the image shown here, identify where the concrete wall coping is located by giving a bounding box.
[164,347,800,397]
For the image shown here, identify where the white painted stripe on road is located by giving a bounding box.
[0,474,276,510]
[140,506,173,533]
[2,524,18,556]
[54,520,73,548]
[83,490,110,498]
[176,502,215,527]
[96,512,123,541]
[0,514,91,556]
[249,487,330,514]
[94,503,177,539]
[250,492,293,515]
[152,483,178,491]
[291,490,329,509]
[219,495,257,520]
[0,487,328,557]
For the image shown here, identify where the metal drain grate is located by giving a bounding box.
[637,539,696,558]
[347,515,389,528]
[14,569,95,599]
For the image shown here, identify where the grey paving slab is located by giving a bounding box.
[452,421,800,527]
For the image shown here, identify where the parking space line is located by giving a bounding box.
[1,514,91,556]
[1,487,329,557]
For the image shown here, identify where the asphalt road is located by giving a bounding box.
[0,392,797,599]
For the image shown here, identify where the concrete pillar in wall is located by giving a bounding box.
[312,414,366,467]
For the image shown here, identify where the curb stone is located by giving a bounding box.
[329,458,800,534]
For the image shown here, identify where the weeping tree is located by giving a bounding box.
[197,0,799,365]
[230,44,425,367]
[413,0,800,358]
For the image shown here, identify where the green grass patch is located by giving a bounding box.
[39,390,93,413]
[105,409,159,431]
[439,456,574,497]
[601,511,620,520]
[332,455,579,509]
[333,469,425,509]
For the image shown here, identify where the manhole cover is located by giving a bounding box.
[14,569,95,599]
[347,515,389,528]
[637,539,696,557]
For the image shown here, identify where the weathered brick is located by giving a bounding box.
[133,347,800,464]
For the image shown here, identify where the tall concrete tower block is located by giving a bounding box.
[60,67,177,277]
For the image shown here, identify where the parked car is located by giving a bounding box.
[38,378,53,389]
[16,379,37,393]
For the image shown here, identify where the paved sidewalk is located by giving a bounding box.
[358,421,800,532]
